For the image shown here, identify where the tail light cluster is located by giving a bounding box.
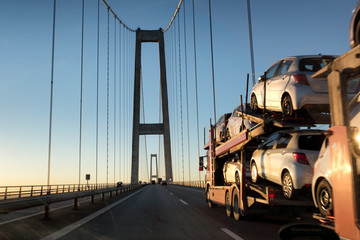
[293,74,309,85]
[292,152,309,165]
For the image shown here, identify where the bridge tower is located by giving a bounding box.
[131,28,173,184]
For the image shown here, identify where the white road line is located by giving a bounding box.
[179,199,188,205]
[41,188,145,240]
[221,228,245,240]
[169,185,204,193]
[169,192,174,195]
[0,196,102,226]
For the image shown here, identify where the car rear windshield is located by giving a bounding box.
[298,134,325,151]
[299,57,334,72]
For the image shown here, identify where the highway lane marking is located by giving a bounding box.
[41,187,145,240]
[179,199,188,205]
[169,192,174,195]
[221,228,245,240]
[169,185,204,193]
[0,196,102,226]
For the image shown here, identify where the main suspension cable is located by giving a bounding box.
[101,0,135,32]
[163,0,183,32]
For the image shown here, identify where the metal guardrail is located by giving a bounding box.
[0,183,117,200]
[0,183,143,218]
[170,181,206,189]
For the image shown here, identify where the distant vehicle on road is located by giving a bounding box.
[250,55,346,116]
[151,180,156,184]
[161,180,167,186]
[116,182,123,187]
[250,129,326,199]
[350,0,360,48]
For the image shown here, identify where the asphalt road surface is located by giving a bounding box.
[39,184,307,240]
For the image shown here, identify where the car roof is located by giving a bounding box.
[282,55,338,60]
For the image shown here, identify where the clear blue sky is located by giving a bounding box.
[0,0,356,186]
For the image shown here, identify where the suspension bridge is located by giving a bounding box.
[0,0,353,239]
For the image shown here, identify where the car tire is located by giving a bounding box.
[250,94,259,113]
[316,180,333,216]
[355,18,360,47]
[232,190,240,220]
[281,95,294,117]
[235,172,240,186]
[251,162,258,183]
[225,191,232,217]
[282,171,294,199]
[226,128,230,141]
[206,186,216,208]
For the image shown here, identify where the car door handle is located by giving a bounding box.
[282,151,286,155]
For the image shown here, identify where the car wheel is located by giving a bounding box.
[235,172,240,186]
[282,171,294,199]
[281,95,294,117]
[225,191,232,217]
[250,95,259,113]
[232,190,240,220]
[316,180,333,216]
[206,187,216,208]
[226,128,230,141]
[251,162,258,183]
[355,19,360,47]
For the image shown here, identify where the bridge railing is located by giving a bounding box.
[0,183,117,201]
[170,181,206,189]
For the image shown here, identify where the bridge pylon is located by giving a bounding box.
[131,28,173,184]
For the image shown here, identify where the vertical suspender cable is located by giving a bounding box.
[208,0,217,135]
[192,0,201,182]
[177,13,184,184]
[106,7,110,186]
[183,0,191,183]
[124,29,128,183]
[96,0,100,186]
[114,16,116,185]
[128,32,131,182]
[247,0,256,86]
[47,0,57,189]
[173,21,179,181]
[119,24,122,181]
[78,0,85,188]
[141,69,149,181]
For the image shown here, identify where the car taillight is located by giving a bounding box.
[293,74,309,85]
[268,187,275,205]
[293,152,309,165]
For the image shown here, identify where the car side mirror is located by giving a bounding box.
[258,75,265,82]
